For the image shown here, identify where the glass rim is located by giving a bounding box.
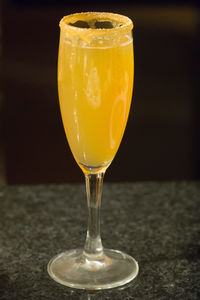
[59,12,133,36]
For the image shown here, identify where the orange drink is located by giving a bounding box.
[48,13,139,291]
[58,12,133,170]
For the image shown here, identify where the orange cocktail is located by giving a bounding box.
[48,12,138,290]
[58,13,133,170]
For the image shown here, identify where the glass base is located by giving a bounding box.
[47,248,139,290]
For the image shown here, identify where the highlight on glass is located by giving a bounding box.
[47,12,139,290]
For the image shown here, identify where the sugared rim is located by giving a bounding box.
[59,12,133,36]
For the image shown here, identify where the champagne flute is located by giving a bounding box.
[48,12,139,290]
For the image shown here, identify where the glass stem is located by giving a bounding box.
[83,172,104,258]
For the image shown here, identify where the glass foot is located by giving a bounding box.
[47,248,139,290]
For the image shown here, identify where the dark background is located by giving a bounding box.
[0,0,199,184]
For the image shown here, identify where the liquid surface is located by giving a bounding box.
[68,20,115,29]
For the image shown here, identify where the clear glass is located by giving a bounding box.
[48,12,139,290]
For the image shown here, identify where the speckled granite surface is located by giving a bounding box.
[0,181,199,299]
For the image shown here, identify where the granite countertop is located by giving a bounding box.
[0,181,199,299]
